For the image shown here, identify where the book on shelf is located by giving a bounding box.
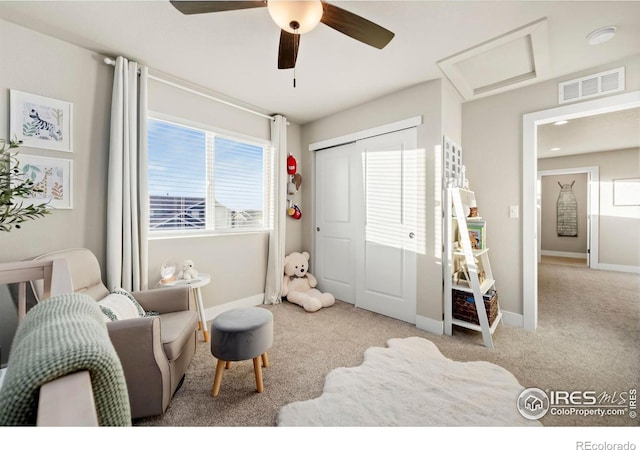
[466,220,486,250]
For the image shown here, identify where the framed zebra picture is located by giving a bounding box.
[15,154,73,209]
[9,90,73,152]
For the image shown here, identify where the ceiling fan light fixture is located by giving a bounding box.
[268,0,323,34]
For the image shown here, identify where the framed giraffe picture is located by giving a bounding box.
[9,90,73,152]
[15,154,73,209]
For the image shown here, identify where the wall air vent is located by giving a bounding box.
[558,67,625,104]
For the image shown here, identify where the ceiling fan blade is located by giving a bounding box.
[278,30,300,70]
[170,1,266,15]
[320,2,394,49]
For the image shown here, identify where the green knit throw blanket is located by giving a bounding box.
[0,293,131,426]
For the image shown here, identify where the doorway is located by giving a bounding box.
[522,90,640,330]
[537,167,599,268]
[314,128,418,323]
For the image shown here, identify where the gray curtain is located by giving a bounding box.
[106,56,149,292]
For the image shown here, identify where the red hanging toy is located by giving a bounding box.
[287,204,302,220]
[287,154,297,175]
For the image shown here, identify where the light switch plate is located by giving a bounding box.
[509,205,519,218]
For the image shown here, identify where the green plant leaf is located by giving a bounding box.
[0,139,51,231]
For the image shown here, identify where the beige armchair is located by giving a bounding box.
[31,248,198,420]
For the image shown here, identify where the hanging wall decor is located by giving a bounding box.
[286,154,302,217]
[443,136,463,187]
[287,154,297,174]
[10,90,73,152]
[16,154,73,209]
[287,204,302,219]
[556,180,577,237]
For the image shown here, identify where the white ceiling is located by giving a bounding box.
[537,107,640,159]
[1,1,640,124]
[438,16,551,100]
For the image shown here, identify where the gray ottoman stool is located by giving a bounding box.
[209,307,273,397]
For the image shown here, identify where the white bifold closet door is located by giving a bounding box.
[315,128,417,323]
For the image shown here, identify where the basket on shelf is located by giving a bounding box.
[452,289,498,326]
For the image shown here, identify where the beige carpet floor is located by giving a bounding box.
[136,262,639,427]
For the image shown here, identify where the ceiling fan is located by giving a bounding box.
[169,1,395,70]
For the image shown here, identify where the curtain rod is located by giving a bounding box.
[103,57,275,121]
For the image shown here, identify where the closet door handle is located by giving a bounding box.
[409,232,415,239]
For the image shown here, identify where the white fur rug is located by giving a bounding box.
[277,337,541,426]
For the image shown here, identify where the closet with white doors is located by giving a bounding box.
[314,127,419,323]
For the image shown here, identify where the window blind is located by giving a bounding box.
[148,117,272,234]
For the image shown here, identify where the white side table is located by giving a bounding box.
[158,273,211,342]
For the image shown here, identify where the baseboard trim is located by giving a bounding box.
[203,294,265,322]
[202,298,528,334]
[596,263,640,274]
[541,250,587,259]
[501,310,524,328]
[415,314,444,335]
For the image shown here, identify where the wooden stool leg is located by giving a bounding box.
[253,357,264,393]
[225,361,232,369]
[261,352,269,368]
[211,360,226,397]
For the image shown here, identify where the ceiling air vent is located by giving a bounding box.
[558,67,625,104]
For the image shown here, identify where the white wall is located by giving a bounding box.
[5,11,634,330]
[0,19,112,266]
[301,78,462,323]
[0,19,303,314]
[147,79,303,308]
[463,56,640,314]
[284,122,304,256]
[0,19,113,363]
[539,148,640,268]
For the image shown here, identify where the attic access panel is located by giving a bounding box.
[438,17,549,101]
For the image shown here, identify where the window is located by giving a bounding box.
[148,116,272,234]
